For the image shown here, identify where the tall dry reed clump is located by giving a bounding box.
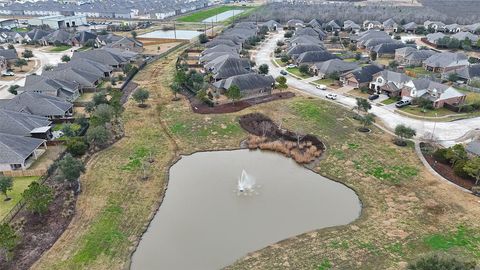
[246,135,322,164]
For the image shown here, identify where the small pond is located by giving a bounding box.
[131,149,361,270]
[202,9,245,23]
[138,29,201,40]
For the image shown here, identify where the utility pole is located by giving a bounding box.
[431,112,438,141]
[173,21,177,39]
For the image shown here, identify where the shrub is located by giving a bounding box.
[453,159,469,178]
[67,138,88,157]
[433,148,449,163]
[408,254,476,270]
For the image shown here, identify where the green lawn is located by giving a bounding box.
[286,67,311,79]
[178,6,249,22]
[457,87,480,103]
[399,106,455,117]
[12,27,29,33]
[0,176,40,219]
[381,98,398,105]
[273,58,287,67]
[50,45,72,52]
[313,78,336,85]
[343,58,358,62]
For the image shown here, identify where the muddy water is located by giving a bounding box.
[131,150,361,270]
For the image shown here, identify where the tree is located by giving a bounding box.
[170,81,182,100]
[61,123,77,137]
[131,30,137,39]
[14,58,27,71]
[284,31,293,38]
[280,54,290,63]
[132,88,150,107]
[445,144,468,167]
[22,182,54,215]
[388,60,399,70]
[276,76,288,90]
[0,176,13,201]
[198,33,208,44]
[448,73,459,82]
[86,125,110,148]
[226,85,242,105]
[463,157,480,185]
[7,44,14,49]
[61,54,71,62]
[66,138,88,157]
[276,40,284,46]
[91,104,114,126]
[356,98,371,114]
[8,85,19,95]
[93,90,108,105]
[122,63,133,74]
[408,254,476,270]
[22,49,33,60]
[359,113,375,131]
[370,51,377,61]
[0,223,18,262]
[394,124,416,146]
[299,64,310,75]
[258,64,269,74]
[57,153,85,184]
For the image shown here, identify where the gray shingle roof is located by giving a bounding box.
[205,55,250,80]
[0,109,51,137]
[0,48,17,60]
[456,64,480,80]
[343,65,384,84]
[0,92,72,117]
[0,132,45,164]
[374,70,410,84]
[286,44,324,57]
[423,52,468,68]
[19,74,79,100]
[213,73,274,92]
[296,51,338,64]
[313,59,359,75]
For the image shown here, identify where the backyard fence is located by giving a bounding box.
[2,169,47,178]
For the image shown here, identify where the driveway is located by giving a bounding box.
[256,31,480,146]
[0,46,71,99]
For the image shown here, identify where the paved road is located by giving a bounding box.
[0,46,71,99]
[256,32,480,146]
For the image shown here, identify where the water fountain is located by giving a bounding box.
[237,169,255,192]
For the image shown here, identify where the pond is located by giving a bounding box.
[202,9,245,23]
[131,149,361,270]
[138,29,201,40]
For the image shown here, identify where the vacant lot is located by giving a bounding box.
[178,6,250,22]
[33,49,480,270]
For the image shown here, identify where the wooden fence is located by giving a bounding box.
[2,169,47,177]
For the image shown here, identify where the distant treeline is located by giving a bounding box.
[248,2,479,25]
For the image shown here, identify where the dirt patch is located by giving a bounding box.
[0,178,76,270]
[187,92,295,114]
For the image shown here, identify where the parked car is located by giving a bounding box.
[280,70,288,75]
[326,93,337,100]
[287,64,296,68]
[316,84,327,90]
[368,94,379,100]
[395,100,411,108]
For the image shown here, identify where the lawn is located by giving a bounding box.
[404,66,434,77]
[76,92,95,103]
[344,58,358,62]
[457,87,480,103]
[177,6,250,22]
[381,98,398,105]
[0,176,40,219]
[313,78,336,86]
[273,58,287,67]
[286,67,311,79]
[50,45,72,52]
[34,46,480,270]
[399,106,458,117]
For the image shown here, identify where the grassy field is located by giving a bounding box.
[50,45,72,52]
[33,48,480,269]
[0,177,39,219]
[177,6,250,22]
[405,66,435,77]
[381,98,398,105]
[313,78,336,85]
[399,106,458,117]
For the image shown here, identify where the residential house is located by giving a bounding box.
[445,24,462,33]
[426,32,446,45]
[0,92,73,118]
[423,52,469,73]
[453,64,480,84]
[18,74,80,101]
[199,52,238,64]
[286,19,304,29]
[451,31,479,43]
[72,48,135,68]
[340,64,383,88]
[308,19,322,29]
[0,109,52,139]
[424,21,446,32]
[0,132,47,171]
[395,47,437,66]
[43,67,100,90]
[289,35,323,46]
[286,44,324,58]
[72,31,98,46]
[295,27,322,39]
[382,18,398,33]
[262,20,281,31]
[324,20,341,32]
[310,59,358,78]
[213,73,274,99]
[205,39,240,49]
[204,55,251,80]
[0,47,17,63]
[369,70,411,96]
[403,22,417,33]
[40,29,72,45]
[23,28,50,43]
[105,36,143,52]
[294,51,338,65]
[466,140,480,156]
[343,20,361,33]
[371,43,414,58]
[202,44,238,55]
[401,78,466,108]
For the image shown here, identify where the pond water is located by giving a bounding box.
[202,9,245,23]
[131,149,361,270]
[138,29,201,40]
